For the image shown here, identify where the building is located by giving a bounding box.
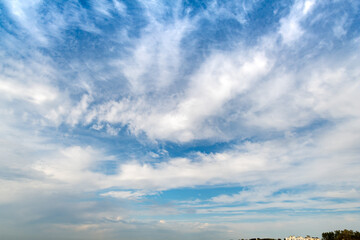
[286,235,320,240]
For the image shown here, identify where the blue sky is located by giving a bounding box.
[1,0,360,239]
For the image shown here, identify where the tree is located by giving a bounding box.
[322,230,360,240]
[322,231,335,240]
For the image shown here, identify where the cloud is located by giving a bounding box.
[1,0,360,239]
[3,0,48,43]
[117,11,193,94]
[92,49,271,142]
[0,80,58,104]
[33,146,101,183]
[279,0,316,45]
[115,142,270,189]
[100,190,146,200]
[66,94,93,126]
[333,14,348,38]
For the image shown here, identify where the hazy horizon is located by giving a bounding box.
[1,0,360,239]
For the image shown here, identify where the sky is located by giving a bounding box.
[0,0,360,239]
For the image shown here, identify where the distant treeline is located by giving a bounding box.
[240,238,282,240]
[322,230,360,240]
[238,229,360,240]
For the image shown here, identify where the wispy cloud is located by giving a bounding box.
[1,0,360,239]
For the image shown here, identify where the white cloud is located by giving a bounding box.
[112,139,293,190]
[0,53,58,103]
[333,14,348,38]
[95,50,271,142]
[66,94,93,126]
[100,190,146,200]
[1,1,360,238]
[210,186,273,204]
[112,0,126,14]
[116,13,193,94]
[33,146,101,183]
[4,0,48,43]
[0,53,97,128]
[0,80,58,104]
[279,0,316,44]
[30,146,118,192]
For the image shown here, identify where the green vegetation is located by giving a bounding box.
[322,230,360,240]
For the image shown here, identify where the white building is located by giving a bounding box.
[286,236,320,240]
